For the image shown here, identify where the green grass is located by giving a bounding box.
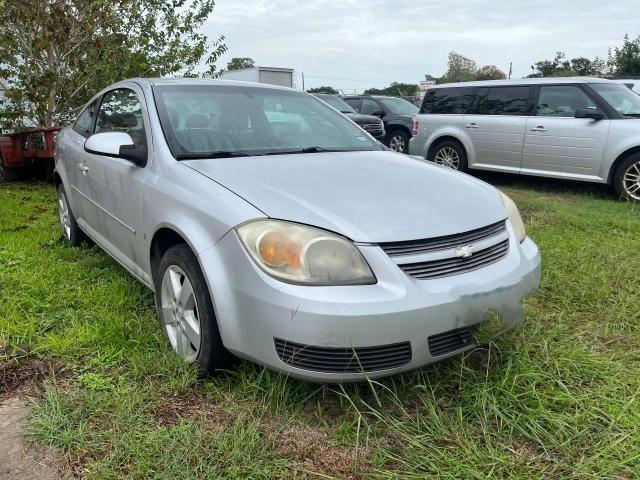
[1,177,639,478]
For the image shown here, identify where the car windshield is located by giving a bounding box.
[317,95,356,114]
[591,83,640,117]
[153,84,382,158]
[377,97,419,115]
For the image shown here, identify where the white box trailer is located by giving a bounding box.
[218,66,295,89]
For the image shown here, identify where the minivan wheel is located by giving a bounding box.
[387,131,409,153]
[57,184,87,246]
[431,140,468,171]
[614,154,640,201]
[155,244,234,375]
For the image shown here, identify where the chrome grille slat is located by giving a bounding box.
[398,239,509,280]
[380,220,507,256]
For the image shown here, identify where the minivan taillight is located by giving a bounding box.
[412,118,419,136]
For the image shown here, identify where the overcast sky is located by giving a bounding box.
[205,0,638,93]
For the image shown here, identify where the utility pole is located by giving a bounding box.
[508,62,513,79]
[301,72,305,91]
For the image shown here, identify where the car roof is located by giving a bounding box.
[124,77,297,92]
[428,77,623,89]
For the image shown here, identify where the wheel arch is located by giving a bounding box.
[427,135,468,161]
[149,227,196,286]
[607,146,640,185]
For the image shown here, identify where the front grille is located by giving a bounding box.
[274,338,411,373]
[428,326,476,356]
[399,239,509,280]
[380,220,507,257]
[360,122,383,135]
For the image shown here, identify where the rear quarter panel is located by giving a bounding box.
[412,115,473,162]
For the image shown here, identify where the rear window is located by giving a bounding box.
[476,87,531,115]
[421,87,476,114]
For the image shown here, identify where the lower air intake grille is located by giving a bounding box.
[399,239,509,280]
[274,338,412,373]
[428,326,476,357]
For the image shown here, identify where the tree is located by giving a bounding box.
[226,57,255,71]
[0,0,227,130]
[306,86,338,94]
[363,82,419,97]
[473,65,506,81]
[608,34,640,76]
[440,52,478,83]
[528,52,604,78]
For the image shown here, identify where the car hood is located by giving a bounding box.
[345,113,382,124]
[184,151,506,243]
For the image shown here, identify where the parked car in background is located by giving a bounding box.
[54,78,540,382]
[409,78,640,201]
[312,93,385,140]
[342,95,418,153]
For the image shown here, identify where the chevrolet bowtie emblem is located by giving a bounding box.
[455,245,474,258]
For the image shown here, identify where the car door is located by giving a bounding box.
[522,85,611,180]
[81,85,151,280]
[64,98,100,224]
[464,86,531,173]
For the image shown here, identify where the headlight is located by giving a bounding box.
[236,220,376,286]
[499,191,526,242]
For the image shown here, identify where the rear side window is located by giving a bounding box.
[476,87,531,115]
[421,87,476,114]
[344,98,362,112]
[73,99,99,138]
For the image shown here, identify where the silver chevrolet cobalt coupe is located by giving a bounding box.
[54,79,540,382]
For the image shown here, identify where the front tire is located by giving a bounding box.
[387,130,410,153]
[57,184,87,246]
[0,159,17,183]
[614,154,640,202]
[155,244,234,375]
[429,140,468,172]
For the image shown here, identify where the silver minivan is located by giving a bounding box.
[409,78,640,201]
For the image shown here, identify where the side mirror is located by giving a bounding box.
[84,132,147,166]
[575,108,604,121]
[371,110,386,118]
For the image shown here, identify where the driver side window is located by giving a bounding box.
[95,89,147,146]
[537,86,597,117]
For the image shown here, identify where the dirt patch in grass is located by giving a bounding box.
[0,347,63,402]
[152,391,371,478]
[270,423,369,479]
[152,392,232,432]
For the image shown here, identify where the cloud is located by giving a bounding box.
[205,0,638,92]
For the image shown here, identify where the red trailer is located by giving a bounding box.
[0,128,60,183]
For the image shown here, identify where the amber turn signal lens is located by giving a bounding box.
[258,231,302,268]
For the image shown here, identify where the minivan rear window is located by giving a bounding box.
[476,87,531,115]
[421,87,476,114]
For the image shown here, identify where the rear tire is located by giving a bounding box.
[57,184,88,246]
[155,244,235,375]
[0,159,17,183]
[429,140,468,172]
[613,154,640,202]
[386,130,410,153]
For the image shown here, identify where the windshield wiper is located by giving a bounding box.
[176,151,252,160]
[264,147,344,156]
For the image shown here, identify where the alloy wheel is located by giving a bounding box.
[434,146,460,169]
[160,265,201,363]
[389,135,406,152]
[58,190,71,240]
[622,160,640,200]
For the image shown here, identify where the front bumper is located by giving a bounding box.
[199,224,541,382]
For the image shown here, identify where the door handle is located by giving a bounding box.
[530,126,547,132]
[465,123,479,129]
